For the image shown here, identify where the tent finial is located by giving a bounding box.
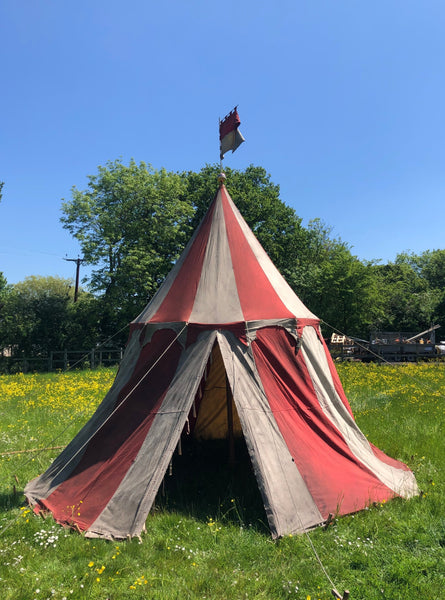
[218,171,226,187]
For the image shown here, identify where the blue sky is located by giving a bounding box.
[1,1,444,285]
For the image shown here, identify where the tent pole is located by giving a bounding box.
[226,374,235,465]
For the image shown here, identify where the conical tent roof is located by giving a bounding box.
[25,184,418,540]
[133,184,316,325]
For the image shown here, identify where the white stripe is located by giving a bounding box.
[189,191,244,323]
[301,326,418,498]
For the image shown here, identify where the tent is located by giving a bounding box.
[25,182,418,539]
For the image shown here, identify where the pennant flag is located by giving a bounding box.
[219,107,245,159]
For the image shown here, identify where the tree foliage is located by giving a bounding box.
[295,220,385,336]
[374,250,445,333]
[0,272,9,320]
[0,276,100,357]
[61,160,195,332]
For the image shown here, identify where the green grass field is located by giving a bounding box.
[0,363,444,599]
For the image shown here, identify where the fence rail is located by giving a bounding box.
[0,348,124,374]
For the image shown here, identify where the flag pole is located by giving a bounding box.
[218,116,226,187]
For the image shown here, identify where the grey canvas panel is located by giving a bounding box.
[217,331,323,537]
[189,194,244,323]
[245,318,300,343]
[85,330,218,539]
[301,326,419,498]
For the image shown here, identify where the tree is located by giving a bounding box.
[294,220,385,338]
[0,272,10,334]
[373,260,433,333]
[1,276,72,356]
[389,250,445,331]
[61,160,195,334]
[0,275,100,357]
[0,271,8,301]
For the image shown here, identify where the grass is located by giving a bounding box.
[0,363,444,599]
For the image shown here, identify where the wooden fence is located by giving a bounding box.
[0,348,124,374]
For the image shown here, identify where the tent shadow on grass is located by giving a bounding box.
[153,438,269,533]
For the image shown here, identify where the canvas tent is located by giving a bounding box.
[25,183,418,540]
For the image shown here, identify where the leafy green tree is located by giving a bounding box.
[373,260,435,333]
[0,275,100,357]
[64,293,105,350]
[294,220,385,338]
[0,271,9,301]
[390,250,445,331]
[61,160,195,334]
[0,273,11,336]
[413,250,445,332]
[1,276,73,356]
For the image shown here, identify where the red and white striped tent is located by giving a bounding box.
[25,183,418,539]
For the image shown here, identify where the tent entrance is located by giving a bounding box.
[190,342,242,443]
[155,344,267,528]
[157,435,268,530]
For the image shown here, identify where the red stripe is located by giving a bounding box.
[39,329,182,531]
[220,187,295,321]
[150,198,217,323]
[252,327,396,519]
[320,335,410,471]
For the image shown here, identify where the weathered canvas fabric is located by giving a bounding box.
[25,184,418,539]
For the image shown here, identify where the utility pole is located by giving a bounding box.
[64,257,84,302]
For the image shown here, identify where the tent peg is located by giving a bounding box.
[331,589,350,600]
[324,513,335,529]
